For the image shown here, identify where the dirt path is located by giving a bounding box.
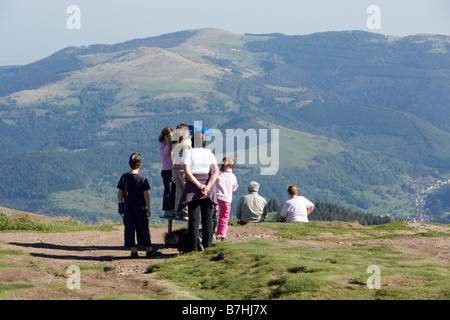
[0,223,448,299]
[0,226,177,299]
[0,224,283,299]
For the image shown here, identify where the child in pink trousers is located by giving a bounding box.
[215,157,238,241]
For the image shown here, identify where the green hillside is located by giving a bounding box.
[0,29,449,223]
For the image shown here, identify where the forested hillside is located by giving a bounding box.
[0,29,448,223]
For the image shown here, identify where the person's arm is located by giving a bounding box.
[162,141,172,161]
[232,176,238,192]
[307,203,315,216]
[184,164,206,190]
[202,163,219,195]
[118,189,124,214]
[279,202,288,222]
[143,190,151,217]
[261,201,268,222]
[236,197,243,220]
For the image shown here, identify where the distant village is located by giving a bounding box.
[412,178,450,222]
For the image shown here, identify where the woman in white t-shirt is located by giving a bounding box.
[280,185,315,222]
[178,131,219,252]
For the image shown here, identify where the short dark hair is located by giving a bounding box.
[287,185,298,196]
[129,153,143,169]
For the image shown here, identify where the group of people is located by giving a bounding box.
[116,123,315,258]
[158,123,236,251]
[233,181,315,223]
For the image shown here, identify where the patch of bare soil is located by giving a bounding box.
[0,226,184,299]
[0,222,448,299]
[225,225,283,242]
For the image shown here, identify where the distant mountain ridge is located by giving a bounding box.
[0,30,201,97]
[0,28,449,223]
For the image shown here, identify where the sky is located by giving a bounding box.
[0,0,449,66]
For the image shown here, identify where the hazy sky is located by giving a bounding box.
[1,0,449,66]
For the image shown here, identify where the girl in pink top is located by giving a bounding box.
[158,126,174,212]
[215,157,238,241]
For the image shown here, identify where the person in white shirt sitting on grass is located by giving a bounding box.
[280,185,315,222]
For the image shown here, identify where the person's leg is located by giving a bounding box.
[161,170,173,212]
[132,207,162,257]
[216,199,231,239]
[135,207,152,247]
[185,200,201,252]
[200,198,214,249]
[173,170,188,218]
[123,206,137,257]
[212,204,219,233]
[179,171,189,219]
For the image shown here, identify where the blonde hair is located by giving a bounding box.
[220,157,235,172]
